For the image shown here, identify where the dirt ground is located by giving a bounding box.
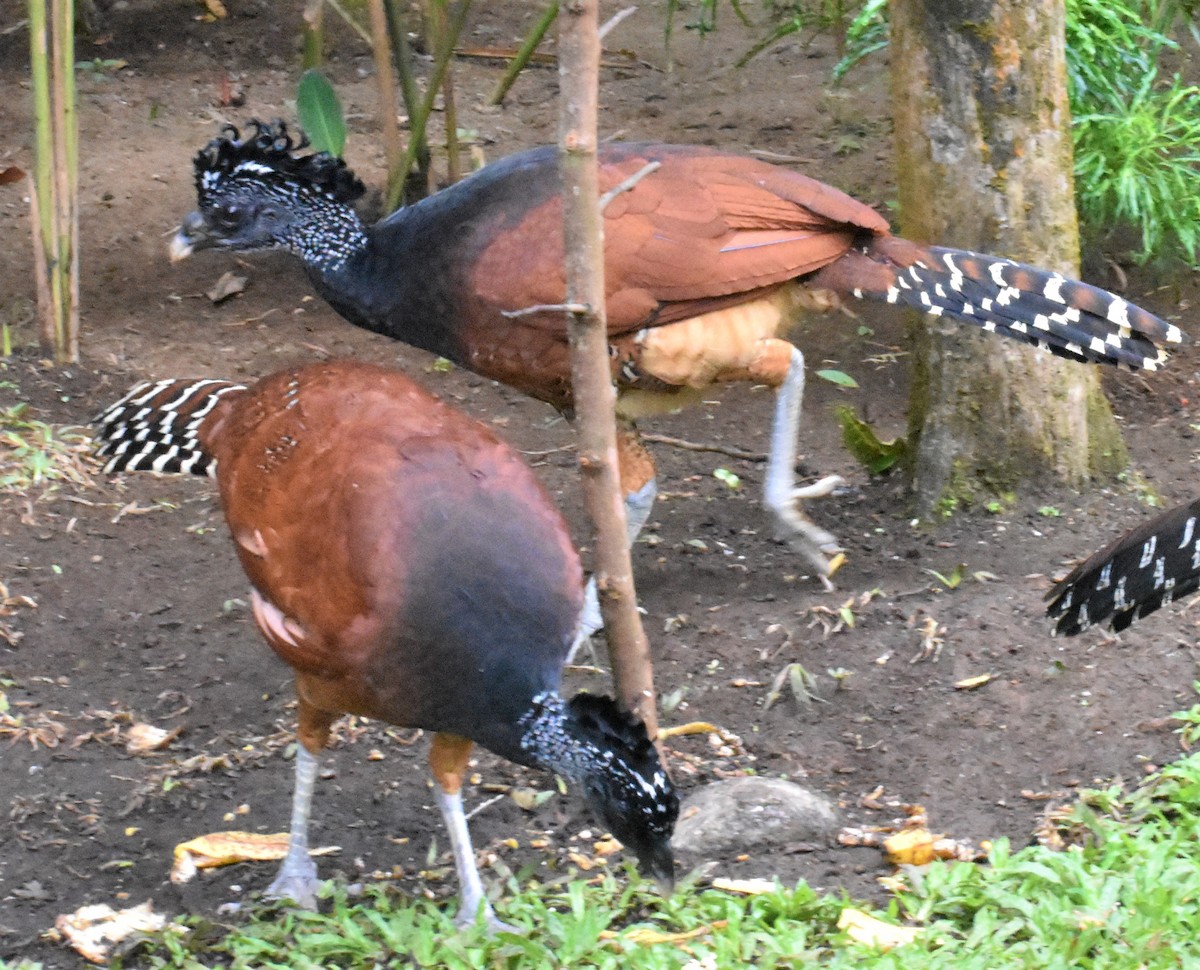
[1,2,1199,966]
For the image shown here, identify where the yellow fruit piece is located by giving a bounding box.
[883,828,943,866]
[953,673,992,691]
[657,721,720,739]
[711,877,778,895]
[837,908,920,950]
[170,831,338,884]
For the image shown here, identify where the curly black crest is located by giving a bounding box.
[567,693,657,761]
[194,120,366,204]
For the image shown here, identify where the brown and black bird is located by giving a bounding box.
[171,122,1183,596]
[94,359,677,929]
[1048,497,1200,637]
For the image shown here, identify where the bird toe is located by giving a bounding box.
[454,903,523,936]
[263,856,322,910]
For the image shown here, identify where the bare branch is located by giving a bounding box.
[501,302,590,319]
[640,432,768,462]
[599,6,637,41]
[558,0,658,736]
[599,160,661,211]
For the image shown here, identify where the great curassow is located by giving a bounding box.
[92,359,678,930]
[1047,497,1200,636]
[170,122,1184,585]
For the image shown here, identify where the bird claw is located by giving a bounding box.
[788,541,845,586]
[568,577,605,664]
[789,473,845,501]
[766,475,847,580]
[455,902,523,935]
[263,854,321,910]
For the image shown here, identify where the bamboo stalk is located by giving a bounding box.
[367,0,405,202]
[384,0,430,198]
[324,0,372,45]
[27,0,79,363]
[302,0,325,69]
[27,177,53,354]
[557,0,658,736]
[386,0,429,199]
[488,1,558,106]
[428,0,461,183]
[28,0,57,354]
[387,0,471,212]
[54,0,79,363]
[385,0,421,115]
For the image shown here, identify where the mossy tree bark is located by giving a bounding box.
[891,0,1129,518]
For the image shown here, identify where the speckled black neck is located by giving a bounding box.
[281,195,368,273]
[519,692,598,783]
[517,691,678,853]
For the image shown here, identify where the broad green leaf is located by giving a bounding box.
[834,405,907,474]
[296,69,347,157]
[816,368,859,388]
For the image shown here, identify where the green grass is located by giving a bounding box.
[56,701,1200,968]
[766,0,1200,266]
[1073,72,1200,264]
[0,397,92,492]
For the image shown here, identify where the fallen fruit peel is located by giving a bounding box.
[170,831,338,883]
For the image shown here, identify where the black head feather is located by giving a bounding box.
[564,693,678,888]
[193,120,365,205]
[566,693,658,761]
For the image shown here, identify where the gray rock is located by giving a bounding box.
[672,777,839,856]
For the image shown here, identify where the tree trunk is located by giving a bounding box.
[891,0,1128,518]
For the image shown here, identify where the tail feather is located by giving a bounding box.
[93,378,245,476]
[905,264,1135,366]
[816,237,1185,371]
[1046,497,1200,635]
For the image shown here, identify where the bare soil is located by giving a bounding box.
[1,3,1198,967]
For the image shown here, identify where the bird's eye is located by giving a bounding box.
[215,205,241,229]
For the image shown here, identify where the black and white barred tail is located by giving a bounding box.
[1046,497,1200,635]
[93,378,246,476]
[815,238,1185,371]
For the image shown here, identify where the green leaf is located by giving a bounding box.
[926,563,966,589]
[713,467,741,489]
[834,405,907,475]
[296,69,347,158]
[816,368,859,388]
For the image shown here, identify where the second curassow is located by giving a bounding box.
[170,122,1184,580]
[1047,496,1200,636]
[93,359,678,931]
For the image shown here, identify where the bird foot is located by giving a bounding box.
[455,900,523,935]
[263,853,322,910]
[567,577,605,665]
[789,473,845,501]
[766,474,847,580]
